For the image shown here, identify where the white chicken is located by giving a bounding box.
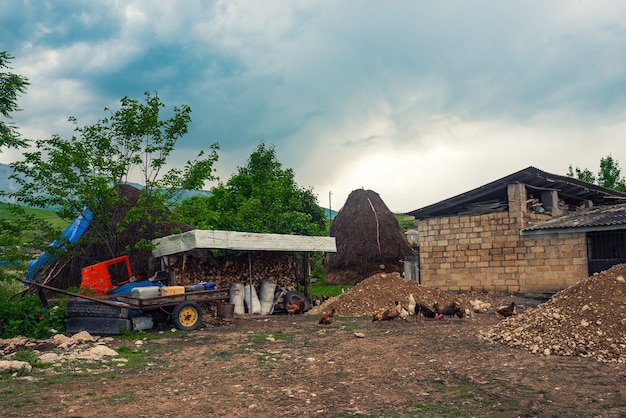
[407,292,416,316]
[399,306,410,321]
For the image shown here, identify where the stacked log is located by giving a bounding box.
[168,251,297,289]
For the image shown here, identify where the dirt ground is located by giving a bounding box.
[1,310,625,418]
[2,266,626,418]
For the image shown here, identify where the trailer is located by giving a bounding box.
[19,277,230,333]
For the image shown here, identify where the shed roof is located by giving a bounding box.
[408,166,626,219]
[151,229,337,257]
[521,203,626,235]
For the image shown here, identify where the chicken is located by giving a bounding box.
[434,301,464,319]
[399,306,410,321]
[318,308,336,325]
[381,301,402,321]
[496,301,516,317]
[407,292,416,316]
[286,298,305,315]
[371,308,385,322]
[414,303,437,319]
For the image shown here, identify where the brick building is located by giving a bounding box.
[408,167,626,295]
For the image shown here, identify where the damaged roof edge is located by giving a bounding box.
[520,224,626,236]
[151,229,337,257]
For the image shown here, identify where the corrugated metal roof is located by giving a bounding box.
[151,229,337,257]
[408,166,626,220]
[521,203,626,234]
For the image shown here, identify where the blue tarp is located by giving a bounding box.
[25,209,93,280]
[108,280,162,295]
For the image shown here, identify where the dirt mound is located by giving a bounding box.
[481,264,626,363]
[306,272,512,317]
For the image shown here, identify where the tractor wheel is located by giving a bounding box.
[66,317,131,336]
[172,301,203,331]
[66,300,130,319]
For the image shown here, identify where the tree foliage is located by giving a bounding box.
[174,141,326,236]
[0,51,39,281]
[9,91,219,259]
[568,154,626,192]
[0,51,29,151]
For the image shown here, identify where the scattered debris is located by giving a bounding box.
[0,331,120,367]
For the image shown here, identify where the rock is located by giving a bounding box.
[73,345,119,361]
[0,360,32,373]
[72,331,95,342]
[38,352,60,363]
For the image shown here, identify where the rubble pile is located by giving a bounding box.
[306,272,511,317]
[481,264,626,363]
[0,331,125,373]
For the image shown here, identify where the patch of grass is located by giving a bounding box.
[310,280,353,298]
[106,390,137,405]
[251,331,290,344]
[115,345,147,369]
[12,350,49,369]
[116,328,171,341]
[0,203,67,227]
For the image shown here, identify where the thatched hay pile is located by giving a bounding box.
[324,189,415,285]
[35,184,192,290]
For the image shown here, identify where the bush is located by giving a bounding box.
[0,283,67,339]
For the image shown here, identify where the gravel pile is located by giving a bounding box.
[481,264,626,363]
[306,272,512,317]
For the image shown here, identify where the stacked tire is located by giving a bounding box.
[65,300,131,335]
[273,290,312,314]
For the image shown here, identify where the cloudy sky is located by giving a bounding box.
[2,1,626,213]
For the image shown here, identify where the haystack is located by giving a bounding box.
[35,184,193,290]
[324,189,415,285]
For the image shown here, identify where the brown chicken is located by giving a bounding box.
[496,301,516,317]
[372,308,385,322]
[286,298,305,315]
[381,301,402,321]
[318,308,336,325]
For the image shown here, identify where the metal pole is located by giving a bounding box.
[329,191,332,221]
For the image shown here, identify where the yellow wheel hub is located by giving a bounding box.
[178,306,199,327]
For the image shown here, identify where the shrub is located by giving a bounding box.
[0,283,66,339]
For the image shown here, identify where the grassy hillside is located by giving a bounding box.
[0,202,69,230]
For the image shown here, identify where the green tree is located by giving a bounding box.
[0,52,44,281]
[597,155,626,192]
[567,154,626,192]
[9,91,219,259]
[175,141,326,236]
[0,51,29,151]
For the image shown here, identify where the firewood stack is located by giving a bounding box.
[168,251,298,289]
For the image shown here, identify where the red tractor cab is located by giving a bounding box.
[80,256,134,295]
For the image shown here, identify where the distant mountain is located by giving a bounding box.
[324,208,338,220]
[0,163,19,202]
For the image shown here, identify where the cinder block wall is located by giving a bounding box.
[417,184,588,294]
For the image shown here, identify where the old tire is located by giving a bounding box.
[283,291,312,313]
[66,317,131,335]
[66,300,130,319]
[172,301,202,331]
